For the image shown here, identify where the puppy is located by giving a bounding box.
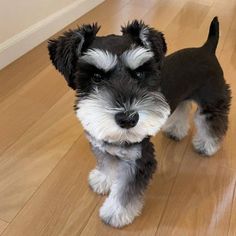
[48,21,170,228]
[48,17,230,227]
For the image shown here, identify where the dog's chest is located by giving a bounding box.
[86,133,142,160]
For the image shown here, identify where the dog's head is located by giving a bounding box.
[48,20,170,144]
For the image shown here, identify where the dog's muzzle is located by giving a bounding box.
[115,111,139,129]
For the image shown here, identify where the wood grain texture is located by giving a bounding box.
[0,91,82,222]
[0,67,68,154]
[155,149,236,236]
[0,220,7,235]
[2,136,99,236]
[0,0,236,235]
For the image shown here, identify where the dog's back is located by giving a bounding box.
[161,17,224,111]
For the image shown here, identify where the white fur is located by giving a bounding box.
[105,144,141,160]
[162,101,191,140]
[76,89,170,143]
[193,109,220,156]
[81,49,117,71]
[88,168,112,195]
[99,183,143,228]
[122,47,154,70]
[139,27,150,48]
[76,32,84,56]
[87,134,142,160]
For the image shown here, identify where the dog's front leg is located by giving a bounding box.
[99,139,157,228]
[88,146,118,195]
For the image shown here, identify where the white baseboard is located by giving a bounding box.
[0,0,104,69]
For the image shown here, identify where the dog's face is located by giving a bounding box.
[48,21,170,144]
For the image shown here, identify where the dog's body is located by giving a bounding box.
[162,17,231,156]
[48,17,231,228]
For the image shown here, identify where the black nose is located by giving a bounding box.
[115,111,139,129]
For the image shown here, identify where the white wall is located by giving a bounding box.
[0,0,104,69]
[0,0,78,43]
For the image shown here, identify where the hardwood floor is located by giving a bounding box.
[0,0,236,235]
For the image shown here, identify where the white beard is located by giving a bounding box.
[76,88,170,143]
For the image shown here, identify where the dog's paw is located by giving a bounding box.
[192,136,220,156]
[88,169,112,195]
[162,124,188,141]
[99,196,143,228]
[163,130,182,141]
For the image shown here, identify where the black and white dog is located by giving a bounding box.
[48,17,231,227]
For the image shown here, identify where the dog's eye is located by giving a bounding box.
[92,73,102,83]
[135,71,145,79]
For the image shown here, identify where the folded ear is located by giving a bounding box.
[48,23,100,89]
[121,20,167,63]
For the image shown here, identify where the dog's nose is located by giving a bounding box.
[115,111,139,129]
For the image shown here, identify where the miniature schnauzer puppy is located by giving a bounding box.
[48,20,170,228]
[48,17,230,228]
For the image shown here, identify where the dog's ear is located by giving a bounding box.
[48,23,100,89]
[121,20,167,63]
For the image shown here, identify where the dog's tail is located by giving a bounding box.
[203,17,219,53]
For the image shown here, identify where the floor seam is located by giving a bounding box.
[154,131,192,235]
[227,174,236,236]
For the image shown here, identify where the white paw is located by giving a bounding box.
[162,123,189,141]
[88,169,112,195]
[99,195,143,228]
[192,136,220,156]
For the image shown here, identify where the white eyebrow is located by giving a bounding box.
[81,49,117,71]
[122,47,154,70]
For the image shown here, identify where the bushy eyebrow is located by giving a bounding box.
[121,47,154,70]
[81,49,118,71]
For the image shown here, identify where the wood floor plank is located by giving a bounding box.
[228,182,236,236]
[0,91,82,222]
[0,66,68,154]
[162,0,236,54]
[143,0,186,31]
[0,220,8,235]
[221,8,236,236]
[1,136,98,236]
[84,0,155,35]
[155,149,236,236]
[0,44,50,103]
[217,10,236,171]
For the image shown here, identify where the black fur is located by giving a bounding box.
[48,20,166,91]
[161,17,231,143]
[121,20,167,63]
[132,137,157,194]
[203,16,219,53]
[48,23,100,89]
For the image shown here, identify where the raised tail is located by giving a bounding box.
[203,17,219,53]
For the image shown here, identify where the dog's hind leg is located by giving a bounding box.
[192,84,231,156]
[99,139,156,228]
[162,100,192,141]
